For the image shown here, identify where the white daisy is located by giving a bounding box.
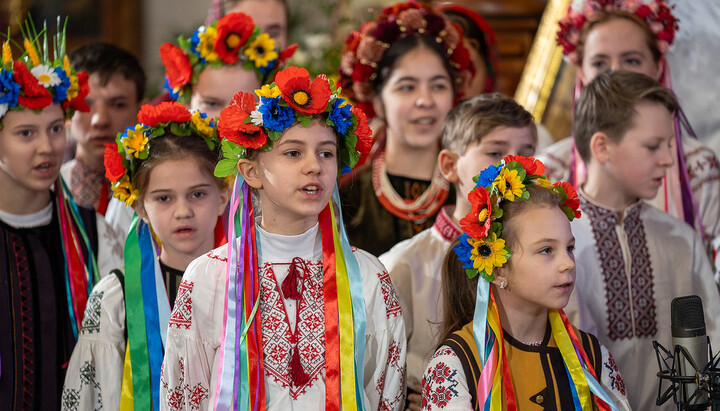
[30,65,61,88]
[250,110,264,126]
[0,103,8,118]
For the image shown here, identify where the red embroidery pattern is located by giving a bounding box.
[206,252,227,262]
[377,270,402,319]
[421,348,460,409]
[433,207,462,242]
[162,358,209,411]
[169,280,194,329]
[604,354,627,396]
[582,197,657,339]
[685,145,720,190]
[260,260,325,399]
[375,339,406,411]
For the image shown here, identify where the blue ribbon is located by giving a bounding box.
[138,221,163,410]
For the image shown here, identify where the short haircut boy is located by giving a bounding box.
[69,42,146,101]
[573,70,678,163]
[442,92,537,154]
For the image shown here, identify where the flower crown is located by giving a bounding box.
[557,0,678,64]
[0,19,89,125]
[338,1,474,118]
[214,66,372,178]
[454,156,581,282]
[160,12,297,103]
[103,101,219,206]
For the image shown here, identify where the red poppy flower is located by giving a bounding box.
[275,66,331,115]
[13,61,53,110]
[459,186,493,239]
[103,143,125,182]
[554,181,581,220]
[138,102,192,127]
[160,43,192,89]
[218,92,267,149]
[214,12,255,64]
[351,106,373,167]
[504,155,546,177]
[64,71,91,113]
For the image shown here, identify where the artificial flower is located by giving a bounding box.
[64,71,90,112]
[459,186,493,239]
[191,111,216,137]
[351,105,373,167]
[258,96,295,132]
[0,69,20,105]
[112,176,139,206]
[218,92,268,148]
[30,65,61,88]
[504,155,546,177]
[2,41,11,65]
[103,143,126,182]
[163,78,181,100]
[256,84,280,98]
[469,233,509,280]
[23,39,40,66]
[214,12,254,64]
[454,233,476,271]
[160,43,192,89]
[493,167,525,201]
[51,68,71,104]
[357,37,386,64]
[275,66,331,115]
[328,98,353,135]
[197,26,219,62]
[121,124,150,158]
[0,103,8,118]
[13,61,52,110]
[277,43,298,66]
[476,163,502,189]
[553,181,582,220]
[244,33,278,68]
[138,101,192,127]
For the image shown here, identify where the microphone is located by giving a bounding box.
[672,295,709,407]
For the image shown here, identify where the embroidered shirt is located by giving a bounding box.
[61,159,111,214]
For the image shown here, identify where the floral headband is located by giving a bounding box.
[214,66,372,178]
[557,0,678,64]
[104,101,219,206]
[160,12,297,103]
[339,1,474,118]
[0,19,89,125]
[454,155,581,282]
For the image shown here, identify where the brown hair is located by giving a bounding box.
[133,134,227,207]
[437,184,563,346]
[573,70,678,163]
[442,93,537,154]
[577,11,661,65]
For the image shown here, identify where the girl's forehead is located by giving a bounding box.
[1,104,65,127]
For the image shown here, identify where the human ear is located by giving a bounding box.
[133,201,150,225]
[491,268,508,290]
[589,131,611,164]
[216,184,230,216]
[438,149,459,183]
[372,95,385,122]
[237,158,263,189]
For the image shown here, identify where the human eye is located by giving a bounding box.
[539,246,552,255]
[190,191,206,200]
[590,60,607,70]
[396,83,414,92]
[50,124,64,134]
[645,143,661,152]
[17,128,33,137]
[432,81,449,91]
[113,101,128,109]
[625,57,642,67]
[567,244,575,254]
[284,150,301,157]
[486,151,503,160]
[155,195,171,203]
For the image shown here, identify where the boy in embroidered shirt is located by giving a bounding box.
[160,66,406,410]
[565,70,720,411]
[379,93,536,408]
[0,23,123,409]
[61,42,145,215]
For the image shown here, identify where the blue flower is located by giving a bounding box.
[259,58,277,75]
[454,234,475,270]
[341,164,352,176]
[190,28,205,62]
[52,67,71,104]
[476,164,502,189]
[0,69,20,106]
[329,98,353,135]
[258,96,295,132]
[164,77,180,100]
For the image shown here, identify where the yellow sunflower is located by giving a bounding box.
[198,26,219,62]
[469,233,509,278]
[535,177,552,188]
[121,124,149,158]
[244,33,278,68]
[256,84,281,98]
[494,167,525,201]
[112,176,139,206]
[191,111,215,137]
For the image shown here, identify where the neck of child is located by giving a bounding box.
[583,163,637,210]
[76,147,105,172]
[0,176,52,215]
[260,214,319,237]
[452,197,471,224]
[495,288,548,344]
[383,131,439,181]
[160,248,198,273]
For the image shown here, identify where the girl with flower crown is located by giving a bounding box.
[0,21,124,408]
[62,102,229,410]
[338,1,475,256]
[160,66,406,410]
[421,157,631,410]
[537,0,720,274]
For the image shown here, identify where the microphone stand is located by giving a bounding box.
[654,338,720,410]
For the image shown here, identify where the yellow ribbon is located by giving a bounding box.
[119,341,135,410]
[549,310,592,409]
[486,302,504,409]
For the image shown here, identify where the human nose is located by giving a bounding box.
[559,249,575,273]
[415,85,436,108]
[302,153,322,175]
[174,198,194,219]
[659,138,675,167]
[36,131,53,154]
[91,104,110,128]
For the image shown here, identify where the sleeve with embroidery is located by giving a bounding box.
[61,274,126,411]
[355,249,407,411]
[599,344,632,411]
[160,252,225,411]
[420,346,471,411]
[95,212,124,278]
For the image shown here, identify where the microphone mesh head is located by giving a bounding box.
[671,295,706,338]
